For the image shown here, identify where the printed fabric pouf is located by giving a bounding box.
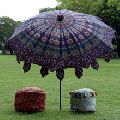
[69,88,97,112]
[14,87,46,112]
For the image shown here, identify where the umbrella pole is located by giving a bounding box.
[60,80,62,110]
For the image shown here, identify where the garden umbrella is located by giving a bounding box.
[6,10,115,110]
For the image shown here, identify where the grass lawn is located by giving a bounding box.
[0,55,120,120]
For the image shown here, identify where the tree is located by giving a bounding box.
[97,0,120,57]
[0,25,7,49]
[0,29,5,49]
[56,0,102,15]
[0,16,21,50]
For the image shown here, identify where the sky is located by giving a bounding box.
[0,0,58,21]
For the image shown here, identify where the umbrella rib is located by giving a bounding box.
[63,10,74,16]
[21,24,47,47]
[42,23,58,52]
[60,24,72,55]
[19,32,32,46]
[26,16,56,48]
[34,24,55,48]
[59,11,63,56]
[19,23,54,51]
[12,19,49,41]
[62,22,86,52]
[72,15,113,42]
[65,22,94,46]
[62,23,84,54]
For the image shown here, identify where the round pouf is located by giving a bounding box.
[69,88,97,112]
[14,87,46,112]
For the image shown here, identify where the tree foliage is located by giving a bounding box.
[56,0,102,15]
[97,0,120,56]
[0,16,21,50]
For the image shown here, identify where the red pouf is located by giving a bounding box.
[14,87,46,112]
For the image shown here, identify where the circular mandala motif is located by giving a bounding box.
[41,37,47,42]
[25,26,31,32]
[30,31,34,35]
[34,33,40,39]
[85,44,92,50]
[67,39,74,45]
[88,24,94,28]
[54,40,60,46]
[79,34,85,40]
[87,28,93,33]
[84,31,91,36]
[26,42,33,49]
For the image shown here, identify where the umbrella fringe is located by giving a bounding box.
[104,52,111,63]
[40,66,49,77]
[91,59,99,70]
[56,69,64,81]
[75,67,83,79]
[23,62,31,73]
[16,57,20,64]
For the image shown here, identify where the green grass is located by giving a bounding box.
[0,55,120,120]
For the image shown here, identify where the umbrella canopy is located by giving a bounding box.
[6,10,115,110]
[6,10,115,80]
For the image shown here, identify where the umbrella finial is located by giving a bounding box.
[57,15,64,21]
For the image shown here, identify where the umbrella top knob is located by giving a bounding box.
[57,15,64,21]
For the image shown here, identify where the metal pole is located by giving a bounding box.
[60,80,61,110]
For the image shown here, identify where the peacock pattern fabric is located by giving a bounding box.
[7,10,115,80]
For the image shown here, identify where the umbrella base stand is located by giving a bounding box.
[60,80,62,110]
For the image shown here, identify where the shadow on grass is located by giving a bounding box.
[69,111,95,115]
[1,107,97,120]
[6,108,95,115]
